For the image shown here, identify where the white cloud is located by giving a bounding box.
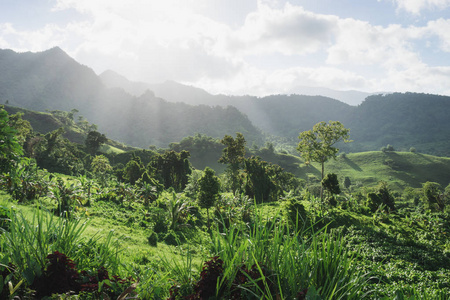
[227,3,338,56]
[389,0,450,14]
[425,18,450,51]
[0,22,66,52]
[1,0,450,97]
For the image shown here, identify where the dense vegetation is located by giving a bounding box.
[1,106,450,299]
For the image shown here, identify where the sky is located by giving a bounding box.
[2,0,450,96]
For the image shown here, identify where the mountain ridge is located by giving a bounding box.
[3,47,450,155]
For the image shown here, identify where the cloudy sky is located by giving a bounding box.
[2,0,450,96]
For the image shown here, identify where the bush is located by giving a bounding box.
[0,205,12,231]
[153,214,168,234]
[147,231,158,247]
[164,230,185,246]
[386,144,395,151]
[283,196,308,229]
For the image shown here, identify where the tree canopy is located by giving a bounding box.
[297,121,351,203]
[219,132,246,193]
[297,121,351,180]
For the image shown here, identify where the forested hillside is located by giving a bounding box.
[4,47,450,155]
[101,69,450,156]
[346,93,450,155]
[0,48,263,147]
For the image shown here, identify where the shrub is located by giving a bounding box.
[31,251,81,298]
[386,144,395,151]
[147,231,158,247]
[153,213,168,234]
[0,205,12,231]
[164,230,184,246]
[410,147,417,153]
[283,196,308,228]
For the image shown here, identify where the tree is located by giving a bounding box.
[243,156,283,203]
[219,133,246,193]
[91,155,112,187]
[366,181,395,212]
[322,173,340,207]
[343,176,351,190]
[197,167,221,227]
[152,150,191,191]
[422,181,445,211]
[0,106,23,174]
[85,131,107,156]
[297,121,351,203]
[124,155,145,185]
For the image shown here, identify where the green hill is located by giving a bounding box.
[318,151,450,191]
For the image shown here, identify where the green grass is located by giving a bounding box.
[307,151,450,191]
[99,144,125,154]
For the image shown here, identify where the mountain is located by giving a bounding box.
[4,47,450,156]
[344,93,450,155]
[288,85,376,106]
[0,47,103,113]
[0,48,263,148]
[99,70,375,106]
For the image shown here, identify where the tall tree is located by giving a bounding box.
[297,121,351,203]
[197,167,221,227]
[219,132,246,193]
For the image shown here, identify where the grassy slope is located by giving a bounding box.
[306,151,450,191]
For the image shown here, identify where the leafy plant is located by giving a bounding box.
[0,158,49,203]
[49,178,83,217]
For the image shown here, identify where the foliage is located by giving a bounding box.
[0,106,23,174]
[297,121,351,210]
[164,191,192,231]
[322,173,340,207]
[243,156,284,203]
[297,121,351,179]
[219,132,246,193]
[0,158,49,203]
[283,194,309,229]
[31,251,81,298]
[183,169,203,199]
[49,178,83,217]
[197,167,220,227]
[0,205,12,232]
[422,181,446,211]
[214,193,253,229]
[152,150,191,191]
[147,231,158,247]
[204,210,374,299]
[91,154,112,187]
[85,130,107,155]
[33,127,86,175]
[366,181,396,212]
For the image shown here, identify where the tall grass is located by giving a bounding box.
[0,206,122,285]
[207,206,376,299]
